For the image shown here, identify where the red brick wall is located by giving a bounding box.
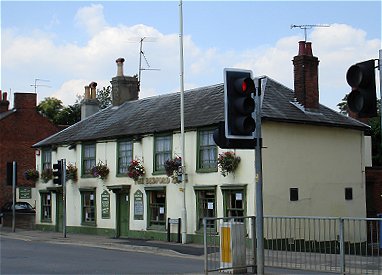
[293,41,320,110]
[0,93,60,207]
[366,167,382,217]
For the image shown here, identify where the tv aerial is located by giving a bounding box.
[138,37,160,85]
[30,78,50,94]
[291,24,330,42]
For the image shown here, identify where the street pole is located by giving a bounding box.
[12,161,17,233]
[62,159,67,238]
[179,0,187,244]
[379,50,382,159]
[255,79,264,275]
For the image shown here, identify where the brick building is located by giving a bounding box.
[0,91,60,207]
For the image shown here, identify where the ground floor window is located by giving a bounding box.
[146,188,166,230]
[222,187,246,218]
[195,188,216,231]
[80,189,96,225]
[40,192,52,222]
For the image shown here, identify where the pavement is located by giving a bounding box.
[0,226,205,259]
[0,226,338,274]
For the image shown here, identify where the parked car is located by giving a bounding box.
[0,201,36,214]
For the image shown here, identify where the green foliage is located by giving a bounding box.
[38,86,111,126]
[37,97,63,123]
[41,169,52,183]
[337,95,348,115]
[54,104,81,125]
[97,86,112,109]
[217,151,241,177]
[24,169,39,181]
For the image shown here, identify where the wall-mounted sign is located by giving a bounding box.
[134,190,144,220]
[136,177,170,185]
[101,190,110,219]
[19,187,32,199]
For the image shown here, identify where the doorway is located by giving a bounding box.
[117,191,130,237]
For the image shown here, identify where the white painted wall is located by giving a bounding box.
[34,121,368,236]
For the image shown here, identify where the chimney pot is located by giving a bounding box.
[0,90,10,113]
[116,58,125,77]
[84,86,91,99]
[90,82,97,99]
[305,42,313,56]
[298,41,306,55]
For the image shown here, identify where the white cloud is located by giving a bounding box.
[74,4,107,36]
[2,4,379,112]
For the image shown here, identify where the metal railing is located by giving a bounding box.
[203,216,382,274]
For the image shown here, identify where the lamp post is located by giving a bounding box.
[179,0,187,244]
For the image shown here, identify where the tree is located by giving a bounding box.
[38,86,112,126]
[337,95,348,115]
[37,97,63,124]
[97,86,112,109]
[54,104,81,125]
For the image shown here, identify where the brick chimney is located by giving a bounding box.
[0,90,10,113]
[14,93,37,109]
[81,82,100,120]
[293,41,320,110]
[110,58,139,106]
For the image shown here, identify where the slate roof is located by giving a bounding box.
[33,77,368,148]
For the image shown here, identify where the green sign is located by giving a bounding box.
[101,190,110,219]
[134,190,144,220]
[19,187,32,199]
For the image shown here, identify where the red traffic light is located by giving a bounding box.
[234,77,255,94]
[224,68,256,139]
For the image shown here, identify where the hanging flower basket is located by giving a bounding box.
[217,151,241,177]
[41,168,53,183]
[91,161,110,180]
[164,157,182,177]
[24,169,39,182]
[66,163,78,182]
[127,159,145,181]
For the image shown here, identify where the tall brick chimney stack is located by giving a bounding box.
[14,93,37,109]
[293,41,320,110]
[0,90,10,113]
[110,58,139,106]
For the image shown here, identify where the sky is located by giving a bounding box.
[1,1,381,111]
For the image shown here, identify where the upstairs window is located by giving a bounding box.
[197,129,217,172]
[82,143,96,176]
[154,135,172,173]
[41,148,52,171]
[117,141,133,175]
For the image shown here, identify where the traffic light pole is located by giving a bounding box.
[379,50,382,160]
[62,159,67,238]
[255,79,264,275]
[12,161,17,233]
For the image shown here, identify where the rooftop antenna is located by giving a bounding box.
[291,24,330,42]
[30,78,50,94]
[138,37,160,85]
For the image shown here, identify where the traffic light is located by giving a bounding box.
[213,121,257,149]
[224,68,256,139]
[53,160,62,185]
[346,59,377,118]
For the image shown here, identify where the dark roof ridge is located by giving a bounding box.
[33,76,369,148]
